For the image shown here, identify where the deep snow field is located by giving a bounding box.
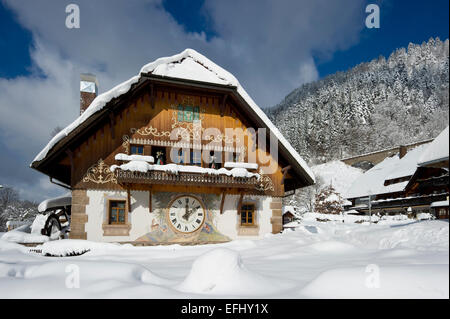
[0,219,448,299]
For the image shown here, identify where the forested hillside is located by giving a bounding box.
[267,38,449,164]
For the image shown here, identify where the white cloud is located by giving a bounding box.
[0,0,366,201]
[298,59,320,84]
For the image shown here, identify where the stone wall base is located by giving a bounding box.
[69,189,89,240]
[270,197,283,234]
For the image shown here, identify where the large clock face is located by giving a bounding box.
[168,196,205,233]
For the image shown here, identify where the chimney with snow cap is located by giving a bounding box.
[80,73,98,115]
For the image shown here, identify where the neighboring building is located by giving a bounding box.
[430,201,449,220]
[31,49,315,244]
[346,128,449,218]
[406,126,449,219]
[282,205,297,225]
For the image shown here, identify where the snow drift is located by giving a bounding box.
[177,248,281,296]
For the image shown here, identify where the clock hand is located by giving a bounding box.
[182,202,190,221]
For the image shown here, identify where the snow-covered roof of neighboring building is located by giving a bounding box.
[346,144,431,199]
[430,200,449,208]
[418,126,449,167]
[384,144,430,182]
[31,49,314,184]
[282,205,296,215]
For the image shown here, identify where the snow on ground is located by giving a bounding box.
[312,161,363,196]
[1,224,49,244]
[0,219,447,298]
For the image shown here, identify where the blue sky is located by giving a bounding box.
[0,0,448,202]
[2,0,448,79]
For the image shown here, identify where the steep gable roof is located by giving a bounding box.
[418,126,449,167]
[346,143,431,199]
[31,49,314,184]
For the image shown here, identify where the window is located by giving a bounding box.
[241,204,255,226]
[191,150,202,166]
[171,148,203,166]
[171,148,186,164]
[439,208,448,217]
[177,104,200,123]
[209,151,222,169]
[109,200,126,224]
[225,151,239,163]
[130,145,144,155]
[152,146,166,165]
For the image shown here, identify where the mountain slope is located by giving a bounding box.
[267,38,449,164]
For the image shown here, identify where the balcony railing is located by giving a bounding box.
[115,169,259,188]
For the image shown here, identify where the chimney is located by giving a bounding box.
[399,145,407,159]
[80,73,98,115]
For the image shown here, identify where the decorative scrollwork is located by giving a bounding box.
[255,169,274,192]
[122,135,130,153]
[131,125,172,138]
[130,108,243,145]
[83,159,117,184]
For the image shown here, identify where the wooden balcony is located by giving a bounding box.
[115,169,259,188]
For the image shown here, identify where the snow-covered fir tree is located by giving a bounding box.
[314,185,344,215]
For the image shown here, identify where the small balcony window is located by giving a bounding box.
[209,151,222,169]
[130,145,144,155]
[191,150,202,166]
[171,148,186,164]
[152,146,166,165]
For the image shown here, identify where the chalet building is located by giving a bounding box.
[31,49,315,244]
[346,127,449,219]
[406,127,449,219]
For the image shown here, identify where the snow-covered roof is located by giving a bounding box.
[384,144,430,182]
[31,49,314,184]
[282,205,296,215]
[430,200,449,208]
[346,144,431,199]
[38,192,72,213]
[418,126,449,167]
